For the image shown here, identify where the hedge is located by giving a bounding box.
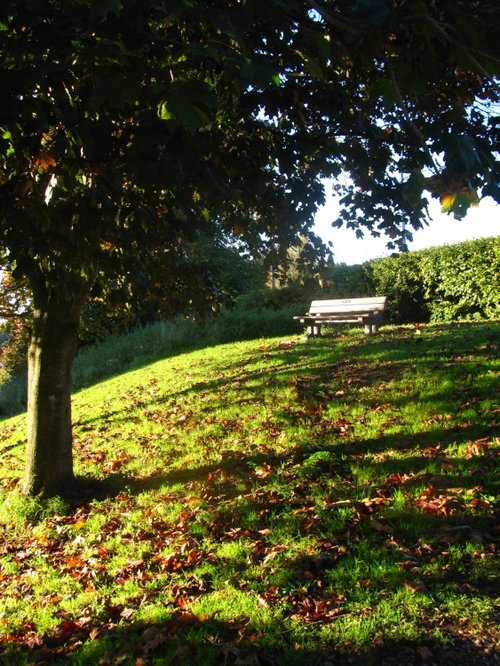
[367,236,499,323]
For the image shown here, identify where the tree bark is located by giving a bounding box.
[21,286,88,497]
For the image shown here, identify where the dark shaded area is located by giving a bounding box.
[0,610,498,665]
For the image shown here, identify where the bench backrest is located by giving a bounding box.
[308,296,387,315]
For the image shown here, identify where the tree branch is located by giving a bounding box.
[385,58,441,175]
[423,15,500,93]
[304,0,362,36]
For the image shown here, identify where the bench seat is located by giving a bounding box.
[294,296,387,337]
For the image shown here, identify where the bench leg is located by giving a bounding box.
[306,324,322,338]
[364,323,378,334]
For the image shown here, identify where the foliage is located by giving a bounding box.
[246,236,500,326]
[0,272,31,381]
[0,322,498,664]
[79,300,139,348]
[268,235,334,290]
[239,262,374,314]
[0,0,337,320]
[188,234,267,303]
[419,238,500,321]
[236,284,311,313]
[0,318,29,382]
[367,251,430,323]
[368,236,500,323]
[317,263,373,299]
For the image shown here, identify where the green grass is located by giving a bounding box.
[0,307,300,417]
[0,321,498,665]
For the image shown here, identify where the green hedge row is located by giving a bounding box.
[367,236,500,323]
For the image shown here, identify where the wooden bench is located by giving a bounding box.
[294,296,387,337]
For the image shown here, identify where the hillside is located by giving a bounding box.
[0,322,498,665]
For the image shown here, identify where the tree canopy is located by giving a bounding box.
[0,0,499,496]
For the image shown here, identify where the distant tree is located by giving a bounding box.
[189,232,267,302]
[318,263,373,299]
[0,0,498,496]
[266,234,332,288]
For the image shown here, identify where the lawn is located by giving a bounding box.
[0,321,498,665]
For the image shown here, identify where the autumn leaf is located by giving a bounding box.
[371,520,394,535]
[32,150,57,172]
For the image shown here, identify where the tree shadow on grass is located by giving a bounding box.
[1,608,498,665]
[2,323,499,663]
[71,417,497,505]
[71,319,499,442]
[2,427,498,665]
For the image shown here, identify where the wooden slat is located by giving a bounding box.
[308,296,386,316]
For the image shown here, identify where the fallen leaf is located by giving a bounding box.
[405,580,427,593]
[417,646,434,660]
[371,520,394,535]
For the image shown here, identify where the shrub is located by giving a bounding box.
[236,284,310,313]
[367,252,429,323]
[319,262,373,298]
[368,236,500,323]
[419,238,500,321]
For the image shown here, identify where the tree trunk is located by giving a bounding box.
[21,288,87,497]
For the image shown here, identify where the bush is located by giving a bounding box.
[319,262,372,298]
[367,252,429,323]
[419,238,500,321]
[368,236,499,323]
[236,284,310,313]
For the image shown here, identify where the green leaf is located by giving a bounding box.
[295,50,324,80]
[402,172,425,207]
[158,79,217,131]
[271,73,282,88]
[175,104,211,132]
[91,0,123,19]
[314,34,331,64]
[303,56,324,80]
[158,103,174,121]
[456,134,481,172]
[369,78,397,108]
[353,0,390,23]
[441,189,479,219]
[91,71,141,110]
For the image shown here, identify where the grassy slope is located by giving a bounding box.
[0,322,498,665]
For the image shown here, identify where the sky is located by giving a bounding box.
[313,180,499,265]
